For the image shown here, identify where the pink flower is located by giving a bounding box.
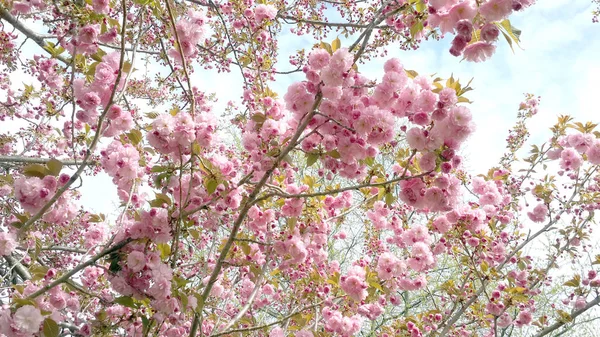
[127,251,146,272]
[406,127,428,150]
[449,1,477,21]
[527,203,547,223]
[340,266,368,301]
[408,242,435,272]
[480,23,500,42]
[574,296,587,310]
[382,71,407,90]
[479,0,513,22]
[269,327,285,337]
[377,252,405,280]
[254,4,278,22]
[497,313,513,327]
[92,0,110,13]
[14,176,57,214]
[462,42,496,62]
[384,58,404,73]
[328,48,353,72]
[79,24,100,44]
[308,49,330,70]
[296,331,314,337]
[433,216,451,233]
[516,310,533,326]
[586,140,600,165]
[455,20,473,37]
[0,232,17,256]
[13,305,44,333]
[560,148,582,170]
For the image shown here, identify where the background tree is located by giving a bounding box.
[0,0,599,336]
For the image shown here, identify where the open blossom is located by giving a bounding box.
[127,251,146,272]
[14,176,57,214]
[407,241,435,272]
[527,203,547,223]
[0,232,17,256]
[586,140,600,165]
[340,266,368,302]
[377,252,405,280]
[559,148,582,170]
[516,310,533,326]
[479,0,513,22]
[462,42,496,62]
[254,4,277,22]
[13,305,44,333]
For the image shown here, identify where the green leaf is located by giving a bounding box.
[563,275,581,288]
[155,193,172,206]
[497,19,522,52]
[306,152,319,167]
[114,296,136,308]
[327,150,341,159]
[157,243,172,259]
[410,21,424,38]
[331,37,341,52]
[405,69,419,79]
[127,130,143,146]
[46,159,63,176]
[23,164,49,178]
[205,177,218,194]
[151,165,168,173]
[42,318,60,337]
[91,48,107,62]
[122,61,133,73]
[320,41,333,55]
[251,113,266,123]
[385,192,395,206]
[13,298,36,307]
[557,310,573,323]
[500,30,514,53]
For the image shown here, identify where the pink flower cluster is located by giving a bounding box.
[0,232,17,256]
[247,205,275,233]
[428,0,534,62]
[108,244,177,314]
[13,176,57,214]
[340,265,368,301]
[0,305,45,336]
[168,10,207,62]
[100,140,141,201]
[398,174,462,212]
[527,203,547,223]
[367,201,391,230]
[281,184,306,217]
[32,56,63,90]
[377,252,407,280]
[147,112,216,155]
[547,132,600,171]
[283,50,473,182]
[73,52,124,124]
[118,208,172,244]
[254,4,278,23]
[103,105,133,137]
[11,0,46,14]
[322,307,363,336]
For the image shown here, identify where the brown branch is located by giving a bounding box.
[533,295,600,337]
[0,7,69,65]
[26,239,131,299]
[0,155,97,166]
